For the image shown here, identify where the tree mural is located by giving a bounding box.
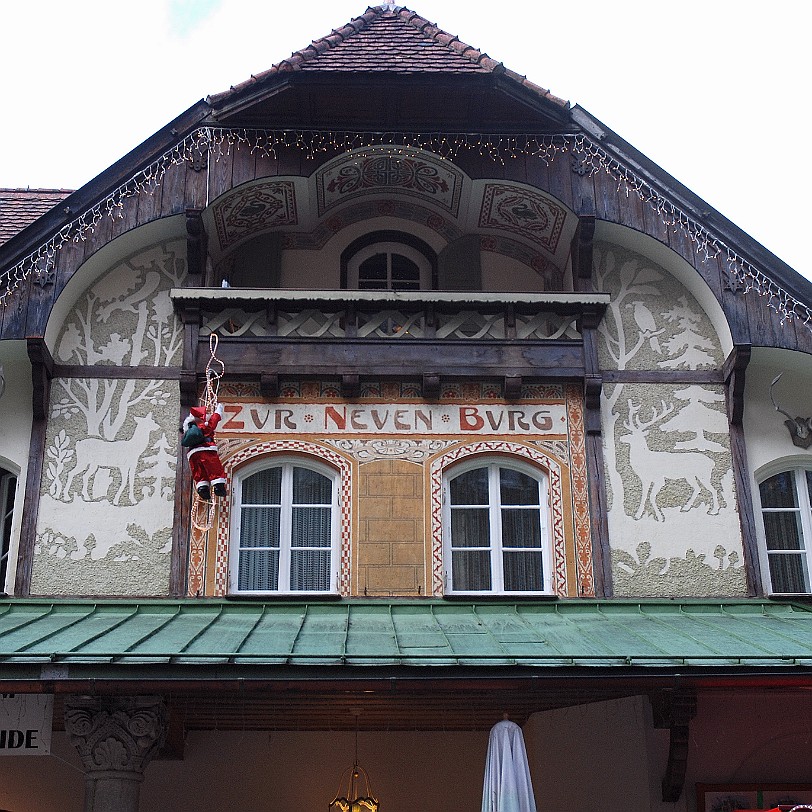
[52,241,183,440]
[594,244,742,595]
[31,241,185,595]
[595,245,725,519]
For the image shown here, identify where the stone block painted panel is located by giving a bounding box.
[595,242,723,372]
[30,378,179,596]
[357,459,424,596]
[54,239,186,367]
[603,382,745,596]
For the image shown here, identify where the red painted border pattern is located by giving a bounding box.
[565,384,595,596]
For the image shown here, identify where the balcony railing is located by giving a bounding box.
[171,289,609,382]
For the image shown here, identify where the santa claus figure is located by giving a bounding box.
[182,402,227,501]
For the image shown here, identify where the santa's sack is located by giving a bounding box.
[181,424,206,448]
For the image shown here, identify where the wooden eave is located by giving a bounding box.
[572,104,812,308]
[0,100,212,273]
[209,71,573,132]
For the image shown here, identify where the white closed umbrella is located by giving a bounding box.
[481,719,537,812]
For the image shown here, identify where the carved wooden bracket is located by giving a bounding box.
[651,689,697,803]
[504,375,522,400]
[26,337,54,420]
[422,373,440,400]
[723,344,751,426]
[261,373,279,400]
[341,374,360,399]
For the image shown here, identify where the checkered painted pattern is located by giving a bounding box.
[428,441,567,597]
[565,384,595,596]
[209,440,353,596]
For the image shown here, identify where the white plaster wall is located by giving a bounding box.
[481,251,546,291]
[744,347,812,475]
[743,347,812,594]
[0,341,33,595]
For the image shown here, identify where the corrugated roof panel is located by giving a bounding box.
[290,604,350,664]
[4,600,812,670]
[345,604,400,665]
[232,604,306,664]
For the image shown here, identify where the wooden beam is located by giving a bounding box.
[723,344,761,594]
[14,419,47,597]
[198,339,587,379]
[723,343,751,426]
[26,337,53,420]
[422,374,440,400]
[651,689,697,803]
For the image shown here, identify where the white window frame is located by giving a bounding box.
[0,467,17,595]
[442,457,552,596]
[347,242,432,291]
[228,455,341,596]
[757,465,812,594]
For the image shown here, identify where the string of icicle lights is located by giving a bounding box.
[1,127,808,328]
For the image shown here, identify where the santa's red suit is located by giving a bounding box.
[183,403,227,499]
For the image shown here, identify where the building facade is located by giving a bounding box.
[2,6,812,811]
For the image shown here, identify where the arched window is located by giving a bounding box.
[759,467,812,593]
[341,231,437,290]
[442,458,551,595]
[229,457,340,595]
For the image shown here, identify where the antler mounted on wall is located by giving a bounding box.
[770,373,812,449]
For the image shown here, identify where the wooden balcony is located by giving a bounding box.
[171,289,609,387]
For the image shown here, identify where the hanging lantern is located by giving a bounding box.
[328,763,379,812]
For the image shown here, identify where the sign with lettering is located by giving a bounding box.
[0,694,53,756]
[219,402,568,436]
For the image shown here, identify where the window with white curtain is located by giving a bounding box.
[442,459,551,595]
[759,468,812,593]
[229,457,339,594]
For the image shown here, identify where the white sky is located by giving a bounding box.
[1,1,807,278]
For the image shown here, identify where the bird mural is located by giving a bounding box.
[629,302,663,353]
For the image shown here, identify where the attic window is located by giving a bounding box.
[341,231,438,290]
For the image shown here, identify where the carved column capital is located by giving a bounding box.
[65,695,167,777]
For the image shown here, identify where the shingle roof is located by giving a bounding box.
[208,5,567,108]
[0,189,72,246]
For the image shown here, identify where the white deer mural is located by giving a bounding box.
[619,399,721,521]
[64,412,160,505]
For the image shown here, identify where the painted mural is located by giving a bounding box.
[595,243,746,595]
[30,240,185,596]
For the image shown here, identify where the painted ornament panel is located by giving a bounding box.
[316,146,463,216]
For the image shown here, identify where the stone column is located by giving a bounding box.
[64,695,167,812]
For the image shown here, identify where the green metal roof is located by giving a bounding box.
[3,599,812,675]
